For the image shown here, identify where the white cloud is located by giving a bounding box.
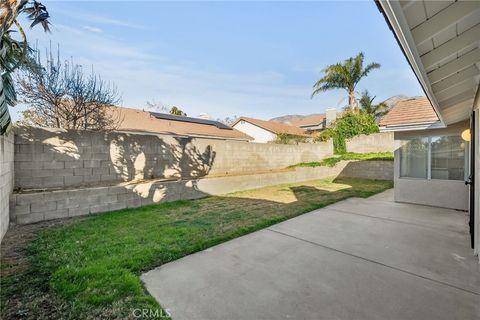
[82,25,103,33]
[17,21,339,122]
[81,14,145,30]
[50,5,145,30]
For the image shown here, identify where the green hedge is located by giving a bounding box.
[274,133,308,144]
[291,152,394,168]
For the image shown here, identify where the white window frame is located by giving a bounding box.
[400,134,468,181]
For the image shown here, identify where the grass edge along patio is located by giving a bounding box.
[0,177,392,319]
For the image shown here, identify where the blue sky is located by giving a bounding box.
[14,1,424,121]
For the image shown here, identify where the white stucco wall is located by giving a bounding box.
[232,120,277,143]
[393,121,470,211]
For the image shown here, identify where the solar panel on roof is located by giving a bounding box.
[149,112,233,130]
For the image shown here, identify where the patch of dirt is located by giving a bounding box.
[1,219,80,320]
[1,219,77,277]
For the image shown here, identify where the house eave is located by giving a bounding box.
[375,0,446,126]
[379,121,444,132]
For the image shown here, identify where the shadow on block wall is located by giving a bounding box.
[14,126,216,191]
[11,126,218,223]
[10,129,394,225]
[336,160,394,181]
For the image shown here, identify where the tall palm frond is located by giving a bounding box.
[359,90,389,120]
[0,73,12,134]
[312,52,381,111]
[0,0,50,134]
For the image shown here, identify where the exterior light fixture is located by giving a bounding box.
[461,129,471,142]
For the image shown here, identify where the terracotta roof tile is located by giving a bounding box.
[290,115,325,127]
[233,117,309,136]
[108,106,252,140]
[379,97,439,127]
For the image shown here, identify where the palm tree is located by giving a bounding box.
[170,106,186,116]
[0,0,50,134]
[359,90,389,120]
[312,52,380,111]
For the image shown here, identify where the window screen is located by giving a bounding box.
[400,137,429,179]
[430,136,465,181]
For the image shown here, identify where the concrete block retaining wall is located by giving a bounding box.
[10,180,208,225]
[14,126,333,190]
[10,160,393,225]
[1,133,14,241]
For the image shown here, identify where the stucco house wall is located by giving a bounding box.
[393,120,470,210]
[232,120,277,143]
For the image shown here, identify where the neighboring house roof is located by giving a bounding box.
[232,117,309,136]
[290,115,325,127]
[289,112,344,127]
[379,97,441,131]
[109,106,253,141]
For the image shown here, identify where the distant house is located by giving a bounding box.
[379,97,442,132]
[289,108,342,133]
[110,106,253,141]
[232,117,308,143]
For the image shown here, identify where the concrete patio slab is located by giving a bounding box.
[327,197,468,232]
[142,190,480,320]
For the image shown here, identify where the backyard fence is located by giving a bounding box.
[346,132,398,153]
[4,125,394,228]
[13,126,334,190]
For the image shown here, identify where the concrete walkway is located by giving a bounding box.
[142,190,480,320]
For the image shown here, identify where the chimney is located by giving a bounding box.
[325,108,337,127]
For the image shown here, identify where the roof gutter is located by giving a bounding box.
[473,82,480,111]
[374,0,446,126]
[379,120,443,132]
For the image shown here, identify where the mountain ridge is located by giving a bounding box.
[270,94,412,124]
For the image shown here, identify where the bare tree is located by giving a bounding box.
[145,99,168,113]
[217,115,237,126]
[145,100,187,116]
[17,47,120,130]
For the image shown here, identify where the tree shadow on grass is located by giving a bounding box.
[3,145,393,320]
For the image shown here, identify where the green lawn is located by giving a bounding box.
[0,177,392,319]
[291,152,394,168]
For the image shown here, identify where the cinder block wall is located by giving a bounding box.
[336,160,393,180]
[11,160,393,225]
[346,132,398,153]
[14,126,333,190]
[1,133,14,241]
